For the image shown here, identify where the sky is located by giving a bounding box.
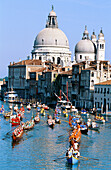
[0,0,111,78]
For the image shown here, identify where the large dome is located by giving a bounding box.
[75,39,95,53]
[34,28,69,47]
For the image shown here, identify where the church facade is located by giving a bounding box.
[74,26,105,63]
[31,6,71,67]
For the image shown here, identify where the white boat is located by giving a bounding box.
[57,100,77,112]
[4,90,18,103]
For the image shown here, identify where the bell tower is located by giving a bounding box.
[96,28,105,61]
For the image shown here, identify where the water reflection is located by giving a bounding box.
[65,162,80,170]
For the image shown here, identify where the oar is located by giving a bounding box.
[61,119,69,123]
[53,156,67,161]
[82,134,90,139]
[80,156,99,161]
[6,126,18,135]
[58,127,73,138]
[53,150,66,161]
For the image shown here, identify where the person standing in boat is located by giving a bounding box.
[73,139,79,151]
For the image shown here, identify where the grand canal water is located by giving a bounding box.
[0,101,111,170]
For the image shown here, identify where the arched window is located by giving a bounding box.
[39,56,41,60]
[100,44,102,49]
[80,55,82,59]
[42,39,44,45]
[55,39,57,45]
[57,57,60,64]
[52,57,55,63]
[102,44,104,49]
[91,72,94,77]
[91,80,94,87]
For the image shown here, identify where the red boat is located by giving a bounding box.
[11,117,20,126]
[12,126,23,142]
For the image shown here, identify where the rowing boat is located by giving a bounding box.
[80,124,88,134]
[23,119,35,130]
[67,155,79,165]
[55,117,61,124]
[47,119,55,128]
[34,115,40,123]
[12,126,23,142]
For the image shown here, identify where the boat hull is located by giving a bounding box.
[12,121,20,126]
[67,155,79,165]
[12,129,23,142]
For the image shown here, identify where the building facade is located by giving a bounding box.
[94,80,111,112]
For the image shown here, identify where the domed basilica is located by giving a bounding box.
[31,6,71,67]
[74,26,105,63]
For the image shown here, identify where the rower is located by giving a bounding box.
[73,139,79,151]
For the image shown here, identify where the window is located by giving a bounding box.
[52,57,55,62]
[107,88,109,94]
[101,88,103,93]
[95,88,97,93]
[80,55,82,59]
[102,44,104,49]
[100,44,102,49]
[91,80,94,87]
[91,72,94,77]
[98,88,100,93]
[42,39,44,45]
[104,88,106,93]
[54,74,56,78]
[39,56,41,60]
[55,39,57,45]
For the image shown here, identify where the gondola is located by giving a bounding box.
[12,126,23,142]
[11,117,20,126]
[94,116,105,124]
[23,119,35,130]
[55,117,61,124]
[47,119,55,128]
[88,125,99,131]
[80,124,88,134]
[34,115,40,123]
[4,112,12,119]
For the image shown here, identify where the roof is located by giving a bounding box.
[9,59,42,66]
[83,66,97,70]
[95,80,111,85]
[60,70,72,75]
[30,68,46,73]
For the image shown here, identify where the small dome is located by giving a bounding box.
[91,31,96,40]
[34,28,69,47]
[75,39,95,53]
